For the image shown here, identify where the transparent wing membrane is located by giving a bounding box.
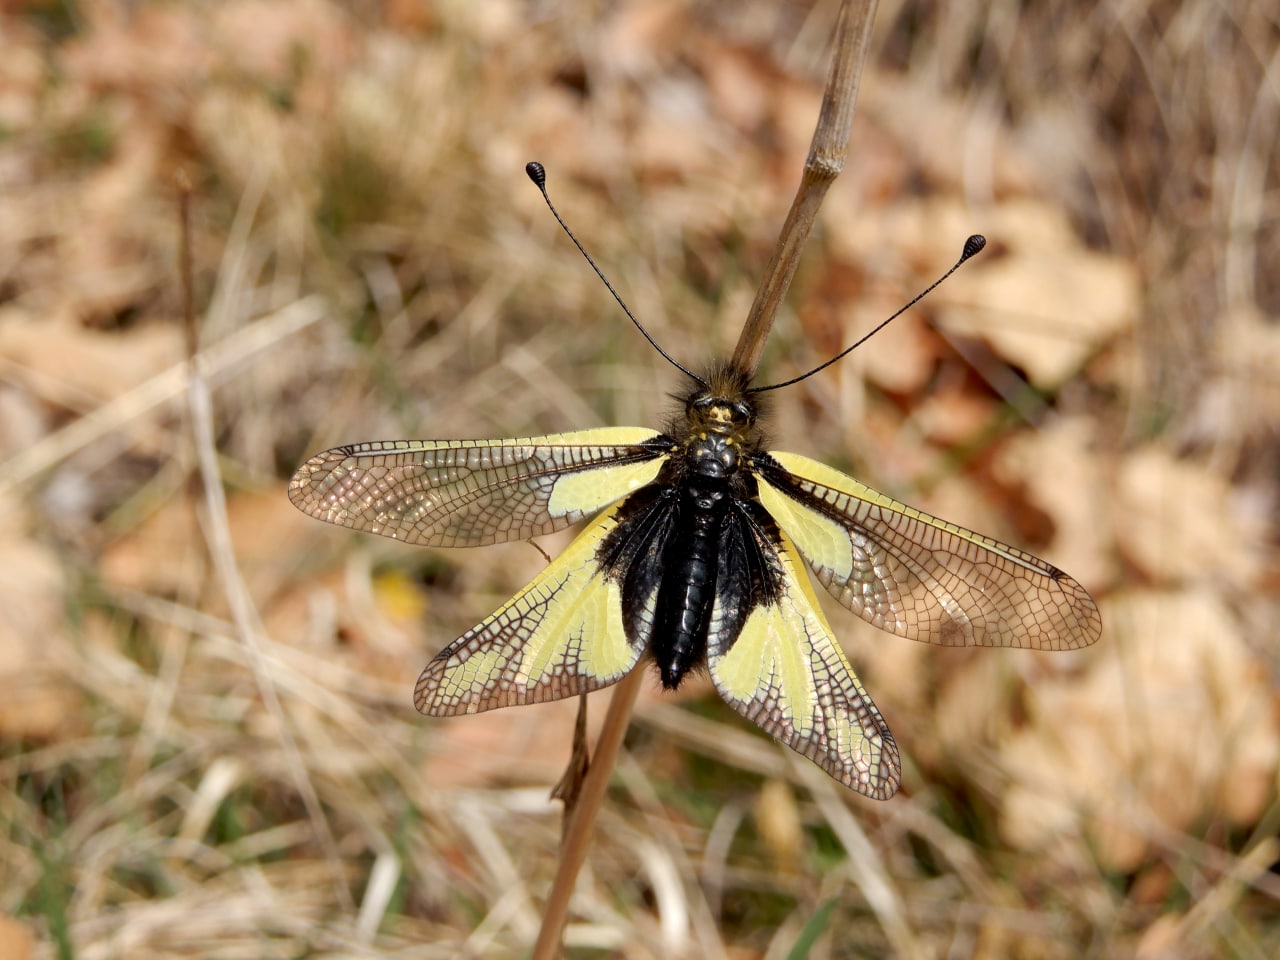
[757,451,1102,650]
[414,503,644,715]
[709,527,901,799]
[289,428,665,547]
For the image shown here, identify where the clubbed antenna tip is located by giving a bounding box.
[962,234,986,261]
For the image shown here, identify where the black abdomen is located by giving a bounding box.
[652,478,728,688]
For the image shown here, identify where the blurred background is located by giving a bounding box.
[1,0,1277,957]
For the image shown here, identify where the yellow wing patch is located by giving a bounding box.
[415,500,642,715]
[756,476,852,574]
[290,427,663,548]
[709,528,900,799]
[759,451,1102,650]
[547,454,666,519]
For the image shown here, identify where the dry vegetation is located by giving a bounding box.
[1,0,1277,957]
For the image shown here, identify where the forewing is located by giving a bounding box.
[290,427,666,547]
[415,499,645,715]
[755,451,1102,650]
[708,522,901,799]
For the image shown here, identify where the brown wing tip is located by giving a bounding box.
[855,726,902,800]
[1051,569,1104,649]
[286,466,316,511]
[287,446,353,511]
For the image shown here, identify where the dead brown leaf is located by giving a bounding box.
[993,415,1111,590]
[0,307,182,408]
[999,590,1278,872]
[210,0,356,87]
[420,689,613,789]
[912,378,1000,447]
[940,201,1139,388]
[0,497,79,740]
[0,916,33,960]
[99,493,204,601]
[1113,445,1261,587]
[929,651,1020,774]
[819,192,1137,389]
[1182,306,1280,458]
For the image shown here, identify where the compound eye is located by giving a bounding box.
[732,401,753,422]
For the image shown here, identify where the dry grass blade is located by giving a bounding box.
[549,694,591,837]
[179,198,353,912]
[532,667,645,960]
[0,297,326,495]
[792,759,920,958]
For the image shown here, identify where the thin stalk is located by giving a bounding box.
[531,666,646,959]
[731,0,880,378]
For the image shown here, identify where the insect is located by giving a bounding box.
[290,165,1102,799]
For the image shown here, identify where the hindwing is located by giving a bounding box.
[754,451,1102,650]
[707,507,900,799]
[290,428,667,547]
[414,499,647,715]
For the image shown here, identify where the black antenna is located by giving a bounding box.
[526,162,706,386]
[749,234,987,394]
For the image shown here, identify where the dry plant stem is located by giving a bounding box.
[178,188,354,912]
[532,666,646,960]
[550,695,592,839]
[530,2,880,954]
[730,0,880,378]
[178,173,196,358]
[1174,837,1280,943]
